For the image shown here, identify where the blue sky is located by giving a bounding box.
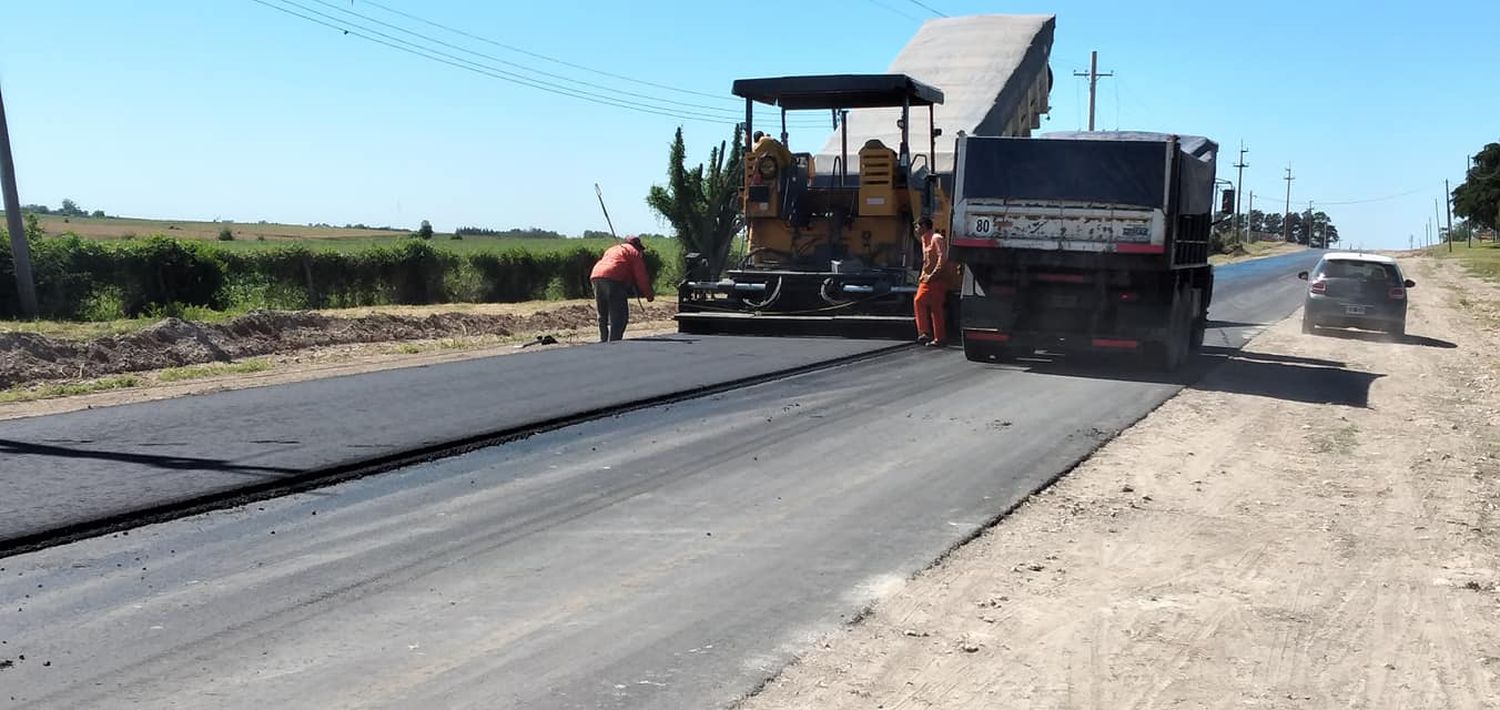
[4,1,1494,249]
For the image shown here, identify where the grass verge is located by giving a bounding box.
[0,375,143,404]
[1438,241,1500,285]
[157,359,273,383]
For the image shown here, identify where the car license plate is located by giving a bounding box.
[1345,305,1367,315]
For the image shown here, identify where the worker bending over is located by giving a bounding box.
[914,217,953,347]
[589,236,654,342]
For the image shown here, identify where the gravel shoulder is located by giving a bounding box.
[743,254,1500,709]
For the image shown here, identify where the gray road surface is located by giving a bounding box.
[0,336,895,549]
[0,251,1329,709]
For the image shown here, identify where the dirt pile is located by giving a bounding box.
[0,303,678,388]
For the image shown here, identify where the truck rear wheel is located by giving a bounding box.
[1147,289,1191,372]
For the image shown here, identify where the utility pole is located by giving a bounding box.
[1233,143,1249,247]
[1307,201,1315,248]
[1446,179,1456,250]
[1073,51,1113,132]
[1282,164,1294,243]
[0,82,37,319]
[1246,190,1255,243]
[1436,197,1447,252]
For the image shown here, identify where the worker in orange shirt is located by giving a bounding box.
[589,236,655,342]
[913,216,954,347]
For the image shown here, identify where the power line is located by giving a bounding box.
[357,0,728,102]
[278,0,764,122]
[1309,187,1428,206]
[303,0,743,115]
[336,0,823,127]
[903,0,947,17]
[252,0,823,127]
[248,0,739,123]
[861,0,925,22]
[1244,185,1428,208]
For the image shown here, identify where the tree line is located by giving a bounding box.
[1215,208,1341,247]
[1454,142,1500,235]
[20,198,107,218]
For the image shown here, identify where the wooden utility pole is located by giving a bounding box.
[1233,143,1248,246]
[1307,201,1316,248]
[1446,179,1457,249]
[1436,197,1448,252]
[1282,164,1294,243]
[1246,190,1255,243]
[1073,51,1113,132]
[0,82,37,319]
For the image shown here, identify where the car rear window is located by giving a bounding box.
[1316,260,1400,283]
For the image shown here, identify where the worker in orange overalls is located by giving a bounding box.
[589,236,654,342]
[913,216,954,348]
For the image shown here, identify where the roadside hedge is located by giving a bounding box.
[0,236,664,320]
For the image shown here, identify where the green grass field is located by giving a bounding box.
[28,214,681,258]
[1,214,689,329]
[29,214,403,242]
[1438,240,1500,285]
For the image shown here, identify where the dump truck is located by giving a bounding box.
[950,131,1217,370]
[675,14,1054,338]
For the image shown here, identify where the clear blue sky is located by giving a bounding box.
[4,1,1494,249]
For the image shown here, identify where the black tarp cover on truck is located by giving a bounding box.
[959,131,1218,214]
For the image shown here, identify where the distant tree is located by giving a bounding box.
[59,198,84,217]
[90,209,106,218]
[217,226,235,241]
[416,219,434,240]
[1322,218,1340,246]
[1247,209,1266,234]
[646,125,744,278]
[1454,142,1500,231]
[22,203,49,215]
[1261,212,1284,240]
[581,229,615,240]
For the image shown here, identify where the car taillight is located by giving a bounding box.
[1118,291,1139,302]
[1309,280,1327,294]
[1388,287,1405,299]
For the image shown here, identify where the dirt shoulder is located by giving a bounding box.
[743,254,1500,709]
[0,300,676,421]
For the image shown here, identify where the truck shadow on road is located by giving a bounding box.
[1005,345,1384,408]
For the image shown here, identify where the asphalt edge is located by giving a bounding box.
[0,340,912,559]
